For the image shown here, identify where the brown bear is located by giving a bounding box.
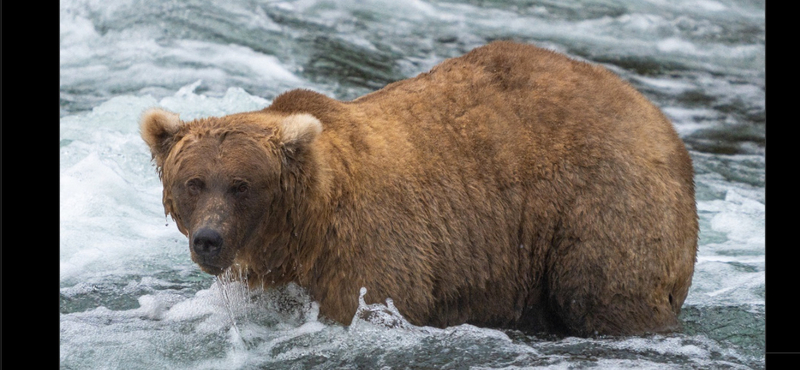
[141,41,697,336]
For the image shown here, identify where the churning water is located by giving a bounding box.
[60,0,765,368]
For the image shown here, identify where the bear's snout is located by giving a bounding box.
[192,228,224,257]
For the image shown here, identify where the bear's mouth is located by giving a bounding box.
[197,262,227,276]
[192,254,232,275]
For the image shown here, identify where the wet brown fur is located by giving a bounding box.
[141,41,698,336]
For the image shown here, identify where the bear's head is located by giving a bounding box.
[140,108,323,277]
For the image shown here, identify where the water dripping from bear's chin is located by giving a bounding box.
[215,266,252,348]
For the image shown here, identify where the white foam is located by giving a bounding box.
[168,40,302,83]
[634,75,696,92]
[158,81,271,120]
[60,8,305,106]
[610,336,709,358]
[657,37,698,54]
[695,0,728,12]
[687,186,764,306]
[699,189,765,248]
[661,106,721,136]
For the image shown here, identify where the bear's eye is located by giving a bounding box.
[186,179,204,195]
[235,182,249,194]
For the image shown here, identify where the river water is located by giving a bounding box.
[60,0,765,368]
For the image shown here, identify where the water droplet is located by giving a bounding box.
[359,287,368,306]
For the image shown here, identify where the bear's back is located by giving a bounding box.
[345,41,691,193]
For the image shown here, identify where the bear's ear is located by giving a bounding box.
[278,113,322,154]
[140,108,183,168]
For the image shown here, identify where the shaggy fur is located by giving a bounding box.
[141,41,698,336]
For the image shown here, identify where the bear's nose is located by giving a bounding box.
[192,228,223,257]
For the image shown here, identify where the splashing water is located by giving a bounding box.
[350,287,419,332]
[215,266,252,347]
